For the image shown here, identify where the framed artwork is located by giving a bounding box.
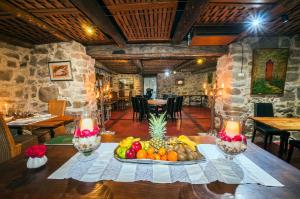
[48,61,73,81]
[119,78,134,90]
[251,48,289,96]
[175,79,184,86]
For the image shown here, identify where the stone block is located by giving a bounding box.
[0,70,13,81]
[32,47,48,54]
[15,90,23,97]
[38,85,59,102]
[15,75,25,83]
[286,73,298,82]
[7,60,17,68]
[4,52,20,59]
[37,57,48,66]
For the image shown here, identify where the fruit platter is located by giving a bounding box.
[114,113,205,165]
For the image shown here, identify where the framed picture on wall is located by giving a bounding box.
[175,79,184,86]
[251,48,289,96]
[48,61,73,81]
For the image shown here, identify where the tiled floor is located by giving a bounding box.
[105,106,300,169]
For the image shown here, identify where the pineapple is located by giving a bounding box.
[149,113,167,151]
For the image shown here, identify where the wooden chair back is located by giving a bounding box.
[0,114,21,163]
[48,100,66,116]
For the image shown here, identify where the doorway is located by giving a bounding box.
[143,77,157,99]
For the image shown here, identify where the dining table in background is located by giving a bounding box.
[148,99,167,116]
[0,135,299,199]
[8,115,74,138]
[250,117,300,157]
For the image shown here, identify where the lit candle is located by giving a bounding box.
[221,83,224,89]
[205,89,208,95]
[80,118,94,131]
[213,83,216,90]
[209,91,213,96]
[203,83,206,89]
[225,121,240,137]
[219,90,223,96]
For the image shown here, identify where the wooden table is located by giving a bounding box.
[148,99,167,106]
[8,115,74,138]
[182,94,207,106]
[148,99,167,116]
[1,135,300,199]
[250,117,300,157]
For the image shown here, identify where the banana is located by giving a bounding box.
[119,137,140,148]
[177,135,197,151]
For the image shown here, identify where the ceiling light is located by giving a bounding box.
[82,24,95,36]
[173,71,177,74]
[164,70,170,77]
[246,13,266,33]
[196,58,204,65]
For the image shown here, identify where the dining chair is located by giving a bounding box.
[252,103,288,150]
[161,97,175,121]
[48,99,66,116]
[50,99,67,134]
[131,97,138,120]
[0,114,38,163]
[138,98,150,121]
[0,114,21,163]
[287,139,300,163]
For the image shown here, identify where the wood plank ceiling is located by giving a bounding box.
[102,0,178,42]
[0,0,300,74]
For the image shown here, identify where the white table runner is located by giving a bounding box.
[48,143,283,187]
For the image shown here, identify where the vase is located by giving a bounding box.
[215,113,247,160]
[26,155,48,169]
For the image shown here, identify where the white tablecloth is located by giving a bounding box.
[48,143,283,187]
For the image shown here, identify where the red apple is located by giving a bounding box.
[131,141,142,152]
[233,135,242,142]
[126,148,136,159]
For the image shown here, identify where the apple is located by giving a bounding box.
[131,141,142,152]
[116,147,127,159]
[126,148,136,159]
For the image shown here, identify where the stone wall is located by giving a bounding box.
[111,74,143,96]
[215,36,300,132]
[0,41,97,114]
[157,71,215,104]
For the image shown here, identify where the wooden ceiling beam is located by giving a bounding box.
[95,61,117,74]
[172,0,209,44]
[234,0,299,42]
[87,43,227,60]
[0,33,33,48]
[0,1,71,41]
[173,60,195,71]
[71,0,126,47]
[29,8,80,15]
[132,60,144,74]
[192,66,216,74]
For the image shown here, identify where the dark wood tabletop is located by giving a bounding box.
[0,135,300,199]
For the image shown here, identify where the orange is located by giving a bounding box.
[153,153,161,160]
[161,155,167,161]
[147,147,155,155]
[137,150,147,159]
[147,154,155,160]
[158,148,166,156]
[167,151,178,161]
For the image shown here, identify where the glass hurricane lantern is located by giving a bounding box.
[72,111,101,161]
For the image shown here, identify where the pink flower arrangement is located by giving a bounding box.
[25,145,47,158]
[74,126,100,138]
[218,128,246,142]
